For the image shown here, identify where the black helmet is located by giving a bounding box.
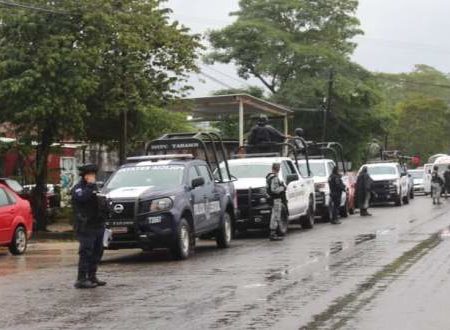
[295,128,305,137]
[257,114,268,126]
[78,164,98,176]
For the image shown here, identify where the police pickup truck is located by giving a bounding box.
[224,156,315,235]
[100,133,236,260]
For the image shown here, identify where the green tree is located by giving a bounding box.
[208,0,386,162]
[208,0,362,93]
[391,97,450,159]
[0,0,199,230]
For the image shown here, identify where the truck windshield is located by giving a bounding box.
[105,165,185,190]
[224,164,271,179]
[367,166,396,175]
[298,163,326,177]
[410,171,424,179]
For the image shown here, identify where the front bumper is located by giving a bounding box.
[106,212,176,250]
[236,205,271,229]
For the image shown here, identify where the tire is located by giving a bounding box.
[9,226,28,255]
[216,212,233,248]
[171,218,191,260]
[300,199,315,229]
[276,205,289,236]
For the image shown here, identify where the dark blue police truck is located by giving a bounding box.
[100,133,236,260]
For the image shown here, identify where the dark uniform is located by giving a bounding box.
[72,164,106,289]
[328,169,346,224]
[444,167,450,198]
[248,115,287,153]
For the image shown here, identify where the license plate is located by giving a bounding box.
[111,227,128,234]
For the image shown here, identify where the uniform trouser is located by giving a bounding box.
[331,193,342,221]
[77,228,104,279]
[362,192,371,210]
[270,198,283,231]
[431,183,442,203]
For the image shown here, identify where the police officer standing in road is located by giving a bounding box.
[328,166,346,225]
[266,163,287,241]
[72,164,107,289]
[444,165,450,199]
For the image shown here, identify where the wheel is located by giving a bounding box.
[171,218,191,260]
[9,226,28,255]
[276,205,289,236]
[216,212,232,248]
[339,201,349,218]
[300,199,315,229]
[395,190,402,207]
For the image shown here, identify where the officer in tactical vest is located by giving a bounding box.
[248,115,288,153]
[266,163,287,241]
[328,166,346,224]
[72,164,106,289]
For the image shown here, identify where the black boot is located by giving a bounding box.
[269,231,283,241]
[360,209,367,216]
[74,271,97,289]
[89,273,107,286]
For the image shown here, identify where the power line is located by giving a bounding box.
[0,0,71,15]
[199,70,236,90]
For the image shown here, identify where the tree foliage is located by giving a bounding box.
[208,0,385,163]
[0,0,199,229]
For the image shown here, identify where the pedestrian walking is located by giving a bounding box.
[328,166,346,224]
[431,167,444,205]
[443,165,450,198]
[266,163,287,241]
[355,166,373,216]
[72,164,107,289]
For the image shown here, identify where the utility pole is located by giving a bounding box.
[322,68,334,142]
[119,109,128,165]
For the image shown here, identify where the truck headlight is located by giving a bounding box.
[150,198,173,212]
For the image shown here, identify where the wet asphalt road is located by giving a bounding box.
[1,196,450,330]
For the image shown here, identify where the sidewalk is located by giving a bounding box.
[32,222,75,242]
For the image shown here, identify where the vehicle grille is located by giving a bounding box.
[372,181,397,194]
[108,201,136,221]
[236,188,267,209]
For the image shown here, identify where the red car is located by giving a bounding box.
[0,183,33,255]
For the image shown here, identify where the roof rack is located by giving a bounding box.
[145,132,233,183]
[127,154,194,163]
[232,153,281,159]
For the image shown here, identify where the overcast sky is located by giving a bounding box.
[168,0,450,96]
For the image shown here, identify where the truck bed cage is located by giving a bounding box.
[127,154,194,163]
[239,137,312,177]
[146,132,233,183]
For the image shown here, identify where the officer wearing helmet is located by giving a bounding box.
[248,115,289,152]
[72,164,106,289]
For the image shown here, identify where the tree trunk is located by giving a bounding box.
[32,126,53,231]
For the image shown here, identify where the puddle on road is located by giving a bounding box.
[300,226,448,330]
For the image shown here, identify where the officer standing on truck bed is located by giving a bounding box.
[72,164,107,289]
[248,115,289,153]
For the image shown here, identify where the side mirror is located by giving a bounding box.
[191,177,205,189]
[286,174,299,185]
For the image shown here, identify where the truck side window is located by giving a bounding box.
[187,167,199,183]
[285,161,297,176]
[197,165,212,184]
